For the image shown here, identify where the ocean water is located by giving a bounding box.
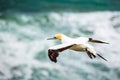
[0,0,120,12]
[0,0,120,80]
[0,12,120,80]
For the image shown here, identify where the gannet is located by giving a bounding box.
[47,34,108,63]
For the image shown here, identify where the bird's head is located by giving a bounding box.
[47,34,63,40]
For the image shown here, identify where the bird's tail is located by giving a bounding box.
[97,53,107,61]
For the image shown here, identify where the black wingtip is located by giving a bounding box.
[97,54,107,61]
[89,38,109,44]
[103,42,109,44]
[48,49,59,63]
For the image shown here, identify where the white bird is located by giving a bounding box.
[47,33,108,63]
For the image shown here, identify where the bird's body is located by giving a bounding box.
[47,34,108,63]
[60,35,94,52]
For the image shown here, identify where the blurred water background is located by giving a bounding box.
[0,0,120,80]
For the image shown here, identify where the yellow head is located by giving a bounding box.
[55,34,63,40]
[47,33,63,40]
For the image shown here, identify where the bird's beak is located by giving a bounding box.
[47,37,56,40]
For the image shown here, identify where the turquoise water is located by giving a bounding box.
[0,0,120,12]
[0,0,120,80]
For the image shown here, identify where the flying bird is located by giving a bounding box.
[47,34,108,63]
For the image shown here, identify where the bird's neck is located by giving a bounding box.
[61,35,72,43]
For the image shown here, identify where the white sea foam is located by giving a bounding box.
[0,11,120,80]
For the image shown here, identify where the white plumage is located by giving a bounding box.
[47,34,108,63]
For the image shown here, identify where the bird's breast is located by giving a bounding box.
[69,44,87,51]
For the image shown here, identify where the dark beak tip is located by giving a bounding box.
[47,38,50,40]
[47,38,51,40]
[47,37,56,40]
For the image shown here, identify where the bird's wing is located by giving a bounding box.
[48,43,76,63]
[86,48,107,61]
[88,38,109,44]
[86,48,96,59]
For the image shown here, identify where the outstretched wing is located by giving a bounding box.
[88,38,109,44]
[86,48,107,61]
[48,43,75,63]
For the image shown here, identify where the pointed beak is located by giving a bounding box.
[47,37,56,40]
